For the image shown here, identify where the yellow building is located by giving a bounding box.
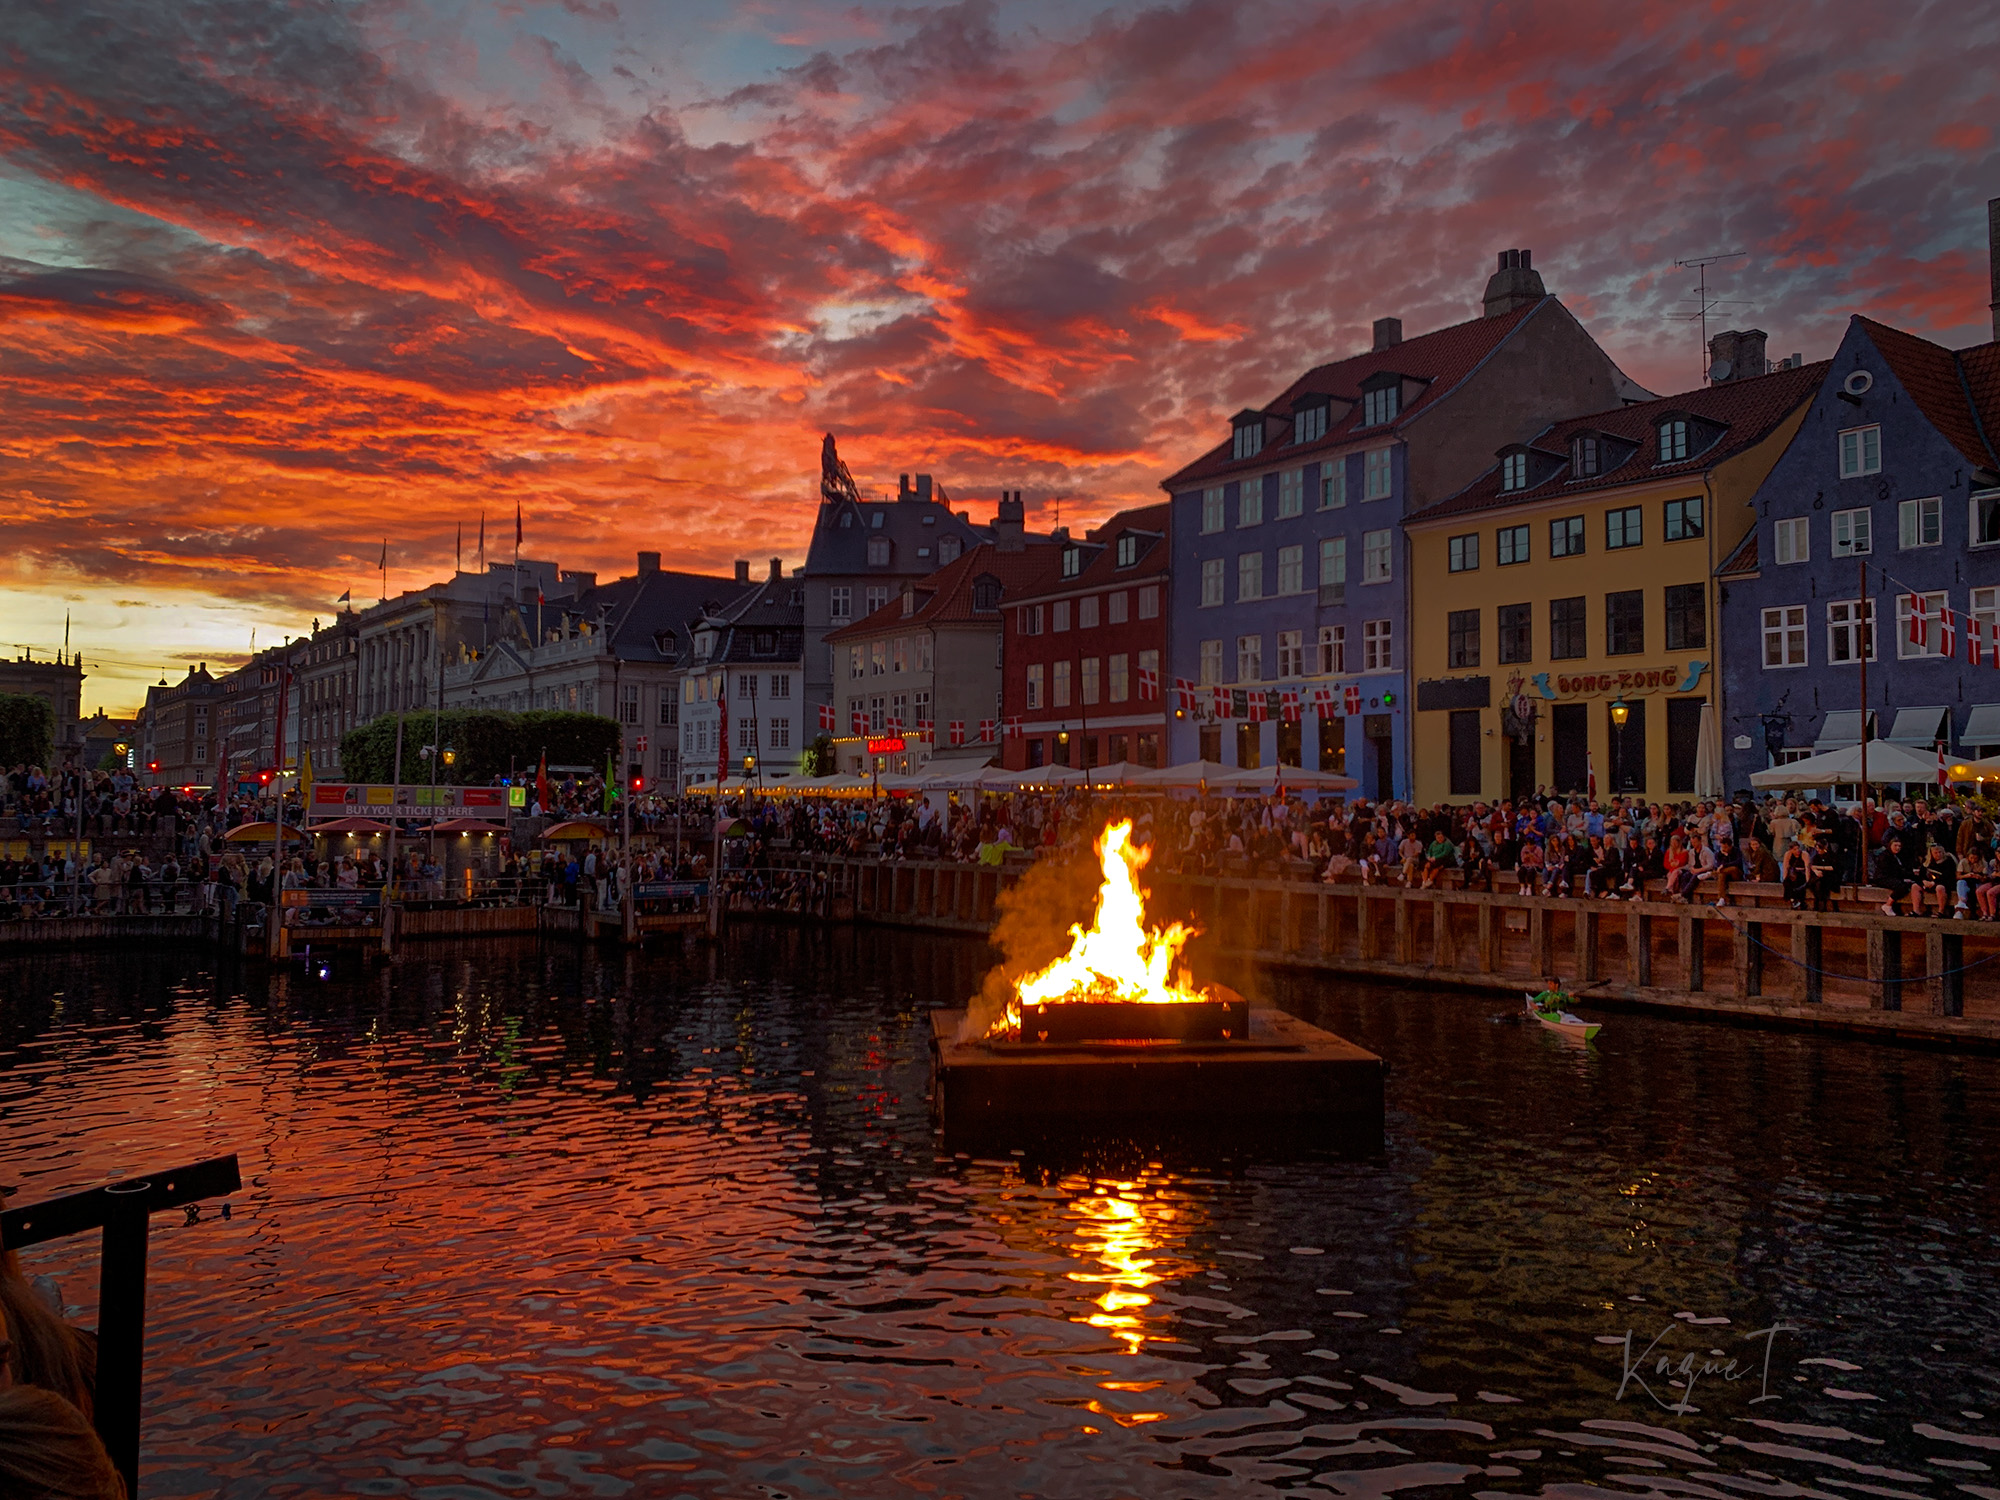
[1406,357,1827,804]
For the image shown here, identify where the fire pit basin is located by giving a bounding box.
[1019,996,1248,1043]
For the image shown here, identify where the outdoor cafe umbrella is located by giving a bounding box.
[1694,701,1724,800]
[1129,759,1234,788]
[428,818,501,834]
[309,817,392,835]
[539,819,611,840]
[1949,753,2000,782]
[1207,764,1360,792]
[223,821,309,843]
[1746,739,1937,789]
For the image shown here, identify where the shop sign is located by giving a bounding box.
[866,736,907,754]
[1528,661,1708,700]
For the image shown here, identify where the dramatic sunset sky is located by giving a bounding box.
[2,0,1996,714]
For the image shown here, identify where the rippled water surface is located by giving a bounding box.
[4,928,1999,1499]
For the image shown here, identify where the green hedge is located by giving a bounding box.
[0,693,54,768]
[337,710,621,785]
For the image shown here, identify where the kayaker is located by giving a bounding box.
[1530,976,1570,1015]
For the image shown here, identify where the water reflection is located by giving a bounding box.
[0,929,1996,1498]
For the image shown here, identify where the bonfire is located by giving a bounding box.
[990,819,1212,1038]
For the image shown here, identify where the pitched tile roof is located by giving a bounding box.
[1857,317,2000,472]
[824,540,1060,642]
[1009,503,1172,602]
[1161,300,1557,490]
[802,493,989,576]
[1716,526,1759,578]
[1406,361,1829,524]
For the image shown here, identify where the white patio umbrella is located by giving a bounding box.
[979,764,1084,790]
[1693,701,1724,799]
[1747,739,1937,789]
[1207,764,1361,792]
[1129,759,1234,787]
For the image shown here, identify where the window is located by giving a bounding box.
[829,586,851,622]
[1053,600,1070,632]
[1081,657,1100,705]
[769,673,791,699]
[1602,507,1640,550]
[1237,634,1263,682]
[1078,595,1099,630]
[1109,654,1129,702]
[1278,629,1304,677]
[1572,435,1601,477]
[1201,487,1225,533]
[937,536,961,565]
[1362,529,1392,583]
[1498,603,1532,664]
[1363,385,1398,426]
[1827,598,1876,663]
[1019,604,1043,635]
[972,578,1000,611]
[1498,524,1529,565]
[1364,448,1393,500]
[1201,559,1225,606]
[1664,583,1706,650]
[1658,419,1689,462]
[1832,507,1872,556]
[1238,477,1263,526]
[1277,544,1304,594]
[658,692,677,726]
[1238,552,1263,600]
[1362,618,1392,671]
[1321,463,1346,509]
[1319,536,1346,586]
[1448,534,1480,572]
[1605,589,1644,655]
[769,717,791,750]
[1138,585,1160,619]
[1839,425,1881,478]
[1294,404,1327,444]
[1550,596,1586,659]
[1107,591,1128,624]
[865,585,889,614]
[1278,469,1303,517]
[1763,606,1807,667]
[891,638,906,673]
[869,697,885,733]
[870,641,886,675]
[1061,546,1082,578]
[1899,496,1942,549]
[1897,591,1949,658]
[871,511,885,528]
[1199,639,1223,685]
[738,717,758,751]
[1053,660,1071,706]
[1774,516,1809,565]
[1447,609,1480,668]
[1138,649,1159,695]
[1233,423,1265,460]
[1501,452,1529,491]
[1974,490,2000,546]
[738,673,759,699]
[1116,534,1138,567]
[916,637,932,672]
[867,537,891,566]
[1318,625,1346,675]
[619,683,640,725]
[1664,496,1703,540]
[1974,587,2000,651]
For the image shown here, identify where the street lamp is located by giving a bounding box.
[1609,698,1630,727]
[1609,698,1630,794]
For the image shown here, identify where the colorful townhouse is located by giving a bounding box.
[1158,249,1645,800]
[1719,309,2000,787]
[999,504,1172,771]
[1405,343,1825,804]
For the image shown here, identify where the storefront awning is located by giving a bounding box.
[1883,705,1950,746]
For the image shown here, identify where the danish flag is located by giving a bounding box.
[978,718,997,743]
[887,714,903,733]
[1910,593,1929,648]
[1344,683,1362,717]
[949,720,966,747]
[850,709,866,736]
[1137,665,1159,700]
[916,717,934,737]
[1175,676,1198,713]
[1247,692,1268,722]
[1212,685,1233,719]
[1005,716,1024,738]
[818,703,836,731]
[1308,682,1335,709]
[1940,605,1957,658]
[1281,689,1302,723]
[1969,616,1986,666]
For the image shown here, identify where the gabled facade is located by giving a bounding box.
[1159,249,1648,800]
[1407,355,1825,804]
[1000,505,1172,771]
[675,559,807,789]
[1720,315,2000,787]
[140,662,221,787]
[298,611,359,779]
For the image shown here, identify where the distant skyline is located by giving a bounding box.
[3,0,1996,715]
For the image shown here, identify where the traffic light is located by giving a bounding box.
[256,769,273,787]
[147,760,160,773]
[629,774,644,792]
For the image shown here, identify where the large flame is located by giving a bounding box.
[994,820,1208,1036]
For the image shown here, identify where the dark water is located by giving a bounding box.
[3,929,1998,1500]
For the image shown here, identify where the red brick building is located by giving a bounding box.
[1001,504,1172,770]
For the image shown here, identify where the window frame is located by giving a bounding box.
[1447,533,1480,573]
[1363,447,1393,501]
[1549,596,1587,660]
[1238,476,1264,526]
[1277,468,1304,518]
[1838,424,1882,478]
[1826,597,1877,664]
[1276,543,1305,595]
[1500,452,1528,491]
[1604,506,1640,550]
[1773,515,1809,565]
[1200,487,1225,533]
[1497,524,1529,566]
[1604,588,1645,656]
[1200,558,1225,607]
[1973,489,2000,548]
[1663,582,1706,651]
[1551,514,1587,557]
[1237,551,1264,601]
[1895,590,1949,660]
[1896,495,1941,550]
[1362,618,1393,672]
[1762,605,1807,668]
[1320,463,1347,509]
[1658,418,1689,463]
[1447,608,1480,669]
[1497,602,1532,664]
[1361,528,1393,584]
[1663,496,1704,541]
[1237,634,1263,682]
[1832,506,1872,557]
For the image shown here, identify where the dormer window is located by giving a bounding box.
[1572,435,1601,477]
[1116,534,1138,567]
[1293,403,1328,444]
[901,587,916,617]
[839,510,854,528]
[1061,546,1082,578]
[1658,418,1689,462]
[973,575,1002,612]
[866,537,891,567]
[1500,452,1529,491]
[1232,421,1265,461]
[1361,375,1400,427]
[754,631,777,654]
[937,537,962,565]
[653,630,679,661]
[870,511,885,528]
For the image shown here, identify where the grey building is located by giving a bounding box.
[675,559,807,789]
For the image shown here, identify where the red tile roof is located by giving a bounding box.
[1009,503,1171,603]
[1160,300,1552,490]
[824,541,1060,642]
[1717,526,1759,578]
[1858,317,2000,471]
[1406,361,1829,524]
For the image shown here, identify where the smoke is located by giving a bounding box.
[957,837,1114,1042]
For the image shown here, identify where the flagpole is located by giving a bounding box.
[1858,553,1870,889]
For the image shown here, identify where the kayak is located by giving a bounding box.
[1524,993,1602,1043]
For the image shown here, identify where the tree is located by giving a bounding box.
[337,710,620,784]
[800,733,837,778]
[0,694,54,767]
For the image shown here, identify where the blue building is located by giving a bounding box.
[1158,250,1645,798]
[1719,314,2000,788]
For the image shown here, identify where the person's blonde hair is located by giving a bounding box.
[0,1385,126,1498]
[1,1250,97,1419]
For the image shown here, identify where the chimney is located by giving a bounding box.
[916,473,933,504]
[1707,328,1769,383]
[636,550,660,575]
[993,489,1026,552]
[1372,317,1403,351]
[1482,247,1547,319]
[1989,196,1999,341]
[898,473,912,501]
[768,556,782,580]
[734,559,750,584]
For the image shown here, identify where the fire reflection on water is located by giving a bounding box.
[1065,1179,1178,1363]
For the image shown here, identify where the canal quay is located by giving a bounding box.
[3,926,1996,1497]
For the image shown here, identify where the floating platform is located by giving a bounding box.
[930,993,1384,1136]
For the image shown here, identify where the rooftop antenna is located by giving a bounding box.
[1672,251,1748,385]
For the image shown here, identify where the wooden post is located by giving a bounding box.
[1279,888,1294,954]
[1317,892,1331,958]
[1573,908,1599,983]
[1528,903,1553,980]
[1735,919,1763,999]
[1394,894,1413,965]
[1678,912,1704,992]
[1357,892,1377,959]
[1795,922,1822,1004]
[1867,926,1900,1011]
[1477,901,1497,973]
[1629,909,1652,988]
[1927,930,1962,1018]
[1432,896,1451,969]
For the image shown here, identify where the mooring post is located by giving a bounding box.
[1867,926,1900,1010]
[1528,903,1552,979]
[1735,919,1763,999]
[1795,922,1822,1004]
[1573,908,1598,983]
[1476,900,1496,972]
[1393,895,1413,965]
[1629,908,1652,988]
[1356,892,1376,960]
[1927,930,1962,1017]
[1678,913,1703,992]
[1431,896,1450,968]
